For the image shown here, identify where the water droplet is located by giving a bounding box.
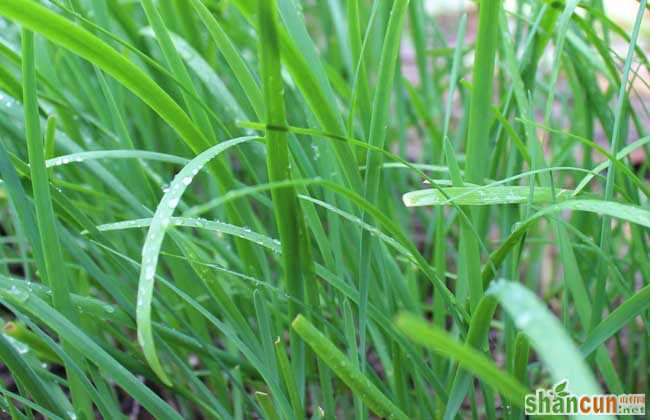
[182,176,193,186]
[8,285,29,302]
[5,335,29,354]
[517,312,533,328]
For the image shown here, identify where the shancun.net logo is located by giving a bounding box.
[524,380,646,416]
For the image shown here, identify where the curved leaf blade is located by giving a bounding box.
[137,136,258,384]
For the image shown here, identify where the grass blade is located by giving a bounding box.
[394,312,528,406]
[581,284,650,357]
[403,186,573,207]
[136,136,257,384]
[459,0,502,310]
[0,0,207,153]
[292,315,408,420]
[487,280,607,401]
[0,334,65,417]
[21,30,92,419]
[358,0,409,369]
[258,0,315,397]
[0,282,182,419]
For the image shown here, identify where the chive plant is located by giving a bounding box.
[0,0,648,419]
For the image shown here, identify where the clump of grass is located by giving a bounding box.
[0,0,648,418]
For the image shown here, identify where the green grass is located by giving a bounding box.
[0,0,648,418]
